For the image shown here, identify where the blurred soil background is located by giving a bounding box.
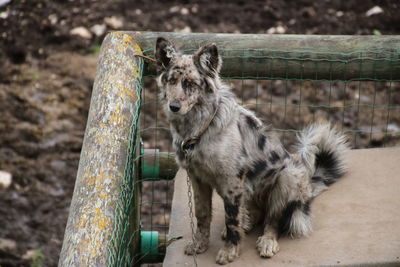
[0,0,399,266]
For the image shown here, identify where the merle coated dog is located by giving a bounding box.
[155,37,348,265]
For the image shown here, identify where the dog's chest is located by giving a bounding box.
[174,143,223,186]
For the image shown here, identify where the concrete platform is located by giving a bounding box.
[163,148,400,266]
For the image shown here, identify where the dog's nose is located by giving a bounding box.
[169,102,181,112]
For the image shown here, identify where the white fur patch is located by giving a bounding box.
[289,209,312,237]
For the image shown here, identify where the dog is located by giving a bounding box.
[155,37,349,265]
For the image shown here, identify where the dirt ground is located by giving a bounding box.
[0,0,399,266]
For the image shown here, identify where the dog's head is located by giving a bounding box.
[155,37,222,115]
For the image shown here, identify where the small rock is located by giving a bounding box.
[366,6,383,17]
[177,26,192,33]
[336,11,344,17]
[70,26,92,39]
[0,170,12,188]
[0,10,8,19]
[180,7,189,15]
[104,16,123,29]
[22,249,36,260]
[48,14,58,25]
[191,4,198,13]
[0,238,17,251]
[267,25,286,34]
[373,29,382,35]
[90,24,107,37]
[169,6,180,13]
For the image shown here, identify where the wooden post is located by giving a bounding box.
[130,32,400,81]
[59,32,143,266]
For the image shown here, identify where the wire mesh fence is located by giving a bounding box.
[137,46,400,265]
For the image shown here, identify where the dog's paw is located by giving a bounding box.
[256,236,279,258]
[216,245,240,265]
[184,240,208,255]
[221,226,227,240]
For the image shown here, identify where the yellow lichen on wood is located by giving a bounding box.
[132,64,140,77]
[118,88,138,101]
[94,207,110,230]
[108,106,123,126]
[60,31,144,266]
[133,43,142,54]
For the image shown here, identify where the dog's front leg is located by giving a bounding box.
[256,220,280,258]
[216,184,244,265]
[184,176,212,255]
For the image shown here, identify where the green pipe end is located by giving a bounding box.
[143,154,160,179]
[140,231,163,263]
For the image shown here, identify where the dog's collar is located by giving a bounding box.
[180,103,220,156]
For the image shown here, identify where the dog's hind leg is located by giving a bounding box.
[256,220,280,258]
[184,176,213,255]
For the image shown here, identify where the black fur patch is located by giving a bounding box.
[237,167,245,179]
[315,150,345,184]
[247,160,267,179]
[224,194,241,218]
[269,151,280,164]
[224,194,241,245]
[278,200,312,235]
[303,200,311,216]
[264,168,277,178]
[181,79,189,92]
[278,200,302,235]
[311,175,330,186]
[284,150,290,159]
[226,227,240,245]
[246,115,258,129]
[226,217,239,227]
[258,134,266,150]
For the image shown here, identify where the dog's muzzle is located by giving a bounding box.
[169,102,181,113]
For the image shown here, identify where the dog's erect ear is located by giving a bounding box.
[155,37,177,73]
[193,43,222,78]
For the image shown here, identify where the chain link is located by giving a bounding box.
[186,173,198,267]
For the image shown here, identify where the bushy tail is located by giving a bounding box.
[296,122,349,197]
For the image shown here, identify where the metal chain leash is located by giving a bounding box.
[185,173,199,267]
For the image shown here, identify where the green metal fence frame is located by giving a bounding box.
[59,32,400,266]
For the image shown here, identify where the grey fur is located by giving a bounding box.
[155,37,349,265]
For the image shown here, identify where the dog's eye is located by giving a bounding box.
[168,77,177,84]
